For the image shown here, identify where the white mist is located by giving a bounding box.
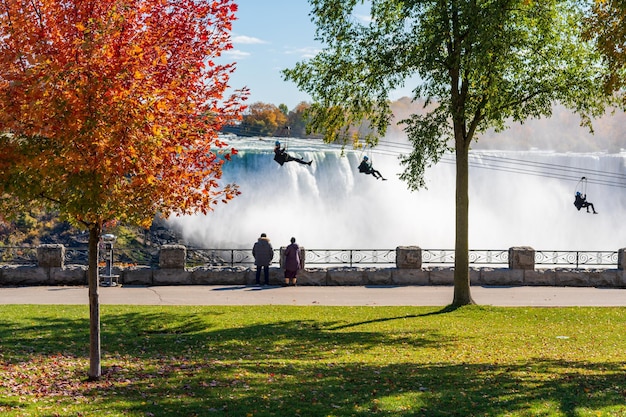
[169,137,626,251]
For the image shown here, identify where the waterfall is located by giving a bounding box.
[168,136,626,251]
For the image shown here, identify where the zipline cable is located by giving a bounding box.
[313,136,626,188]
[220,130,626,189]
[344,138,626,189]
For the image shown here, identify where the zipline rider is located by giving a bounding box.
[273,141,312,166]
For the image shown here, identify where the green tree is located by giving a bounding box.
[287,101,312,137]
[585,0,626,107]
[284,0,605,306]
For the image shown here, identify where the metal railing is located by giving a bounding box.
[63,247,159,267]
[0,246,38,265]
[422,249,511,266]
[535,250,620,269]
[0,246,620,269]
[186,249,398,267]
[186,248,254,267]
[303,249,396,267]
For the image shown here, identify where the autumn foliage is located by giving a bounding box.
[0,0,247,228]
[239,102,288,137]
[585,0,626,104]
[0,0,247,380]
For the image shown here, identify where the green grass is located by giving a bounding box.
[0,304,625,416]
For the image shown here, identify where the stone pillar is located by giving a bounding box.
[509,246,535,270]
[37,244,65,268]
[159,245,186,269]
[396,246,422,269]
[618,248,626,270]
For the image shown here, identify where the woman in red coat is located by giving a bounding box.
[284,237,301,287]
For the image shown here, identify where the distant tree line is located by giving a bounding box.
[221,101,323,138]
[224,96,626,153]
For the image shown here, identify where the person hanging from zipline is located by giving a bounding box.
[573,176,597,214]
[574,191,597,214]
[358,155,386,180]
[273,141,312,166]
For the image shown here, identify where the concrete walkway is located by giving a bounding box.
[0,285,625,306]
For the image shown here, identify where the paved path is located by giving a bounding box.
[0,285,625,306]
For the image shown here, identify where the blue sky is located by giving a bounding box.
[223,1,412,110]
[224,1,322,110]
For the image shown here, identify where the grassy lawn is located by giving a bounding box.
[0,304,625,416]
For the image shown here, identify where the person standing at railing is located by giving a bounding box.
[252,233,274,286]
[283,237,301,287]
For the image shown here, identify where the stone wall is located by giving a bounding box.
[1,245,625,287]
[2,264,625,287]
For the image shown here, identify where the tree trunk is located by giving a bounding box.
[452,138,475,306]
[87,223,102,380]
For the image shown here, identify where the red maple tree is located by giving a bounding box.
[0,0,247,379]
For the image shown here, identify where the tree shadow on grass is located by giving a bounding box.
[21,356,625,417]
[0,307,223,362]
[98,309,456,361]
[328,304,461,330]
[92,356,625,417]
[1,306,625,416]
[0,315,89,361]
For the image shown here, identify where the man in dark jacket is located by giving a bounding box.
[252,233,274,285]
